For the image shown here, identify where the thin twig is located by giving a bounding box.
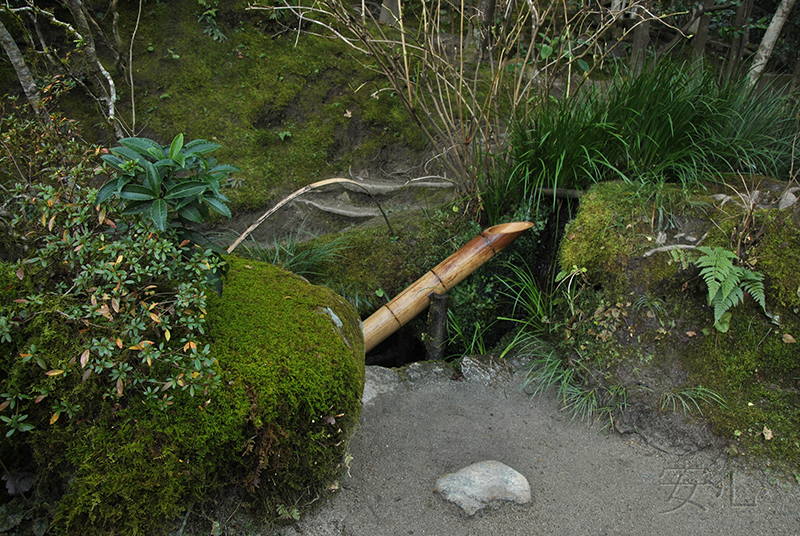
[227,178,394,253]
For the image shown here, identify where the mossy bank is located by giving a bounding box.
[551,179,800,472]
[0,257,364,535]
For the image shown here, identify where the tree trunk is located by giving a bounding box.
[630,5,650,76]
[790,51,800,94]
[0,20,48,121]
[748,0,798,87]
[478,0,496,57]
[692,0,716,68]
[724,0,753,79]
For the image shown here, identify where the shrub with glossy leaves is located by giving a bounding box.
[97,134,240,234]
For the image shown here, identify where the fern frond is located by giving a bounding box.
[718,267,742,303]
[713,286,743,324]
[739,270,766,311]
[696,246,736,306]
[695,247,767,330]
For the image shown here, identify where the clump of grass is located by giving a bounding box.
[633,294,668,326]
[239,222,350,278]
[660,386,726,416]
[515,340,625,424]
[447,309,494,357]
[496,257,554,336]
[484,59,799,223]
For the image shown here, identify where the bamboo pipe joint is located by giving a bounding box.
[362,221,534,352]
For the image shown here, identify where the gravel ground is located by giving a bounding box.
[259,357,799,536]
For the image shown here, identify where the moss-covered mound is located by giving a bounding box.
[551,179,800,471]
[206,257,365,507]
[0,258,364,535]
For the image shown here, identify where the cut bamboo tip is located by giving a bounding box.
[362,221,534,353]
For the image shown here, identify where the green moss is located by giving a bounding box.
[50,383,250,534]
[553,178,800,472]
[754,212,800,310]
[206,257,364,507]
[1,257,364,535]
[108,0,424,213]
[558,181,683,300]
[681,309,800,469]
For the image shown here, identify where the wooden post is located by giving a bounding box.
[425,293,449,360]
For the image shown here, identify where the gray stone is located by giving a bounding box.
[362,366,402,406]
[399,360,454,386]
[434,460,531,515]
[779,189,798,210]
[460,355,509,385]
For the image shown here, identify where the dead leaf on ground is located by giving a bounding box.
[783,333,796,344]
[763,426,773,440]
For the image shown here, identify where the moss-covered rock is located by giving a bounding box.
[2,258,364,535]
[205,257,365,507]
[550,178,800,472]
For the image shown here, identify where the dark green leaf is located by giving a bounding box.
[184,141,221,156]
[96,179,123,204]
[100,154,126,171]
[169,133,185,160]
[204,196,231,218]
[120,200,153,215]
[110,146,147,165]
[164,181,208,200]
[145,161,162,194]
[150,198,168,231]
[119,137,164,158]
[119,184,158,201]
[177,204,204,223]
[208,164,241,175]
[154,158,178,168]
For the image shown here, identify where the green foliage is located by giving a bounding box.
[484,60,798,223]
[239,222,350,278]
[97,134,239,295]
[0,181,224,433]
[0,111,260,534]
[98,134,239,234]
[695,246,766,332]
[196,0,228,41]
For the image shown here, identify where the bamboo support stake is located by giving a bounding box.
[363,221,534,352]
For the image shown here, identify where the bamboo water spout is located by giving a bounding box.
[362,221,534,352]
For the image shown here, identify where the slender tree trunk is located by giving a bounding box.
[724,0,753,79]
[692,0,716,68]
[630,4,650,76]
[0,20,49,121]
[748,0,798,87]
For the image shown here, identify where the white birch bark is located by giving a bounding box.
[748,0,798,87]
